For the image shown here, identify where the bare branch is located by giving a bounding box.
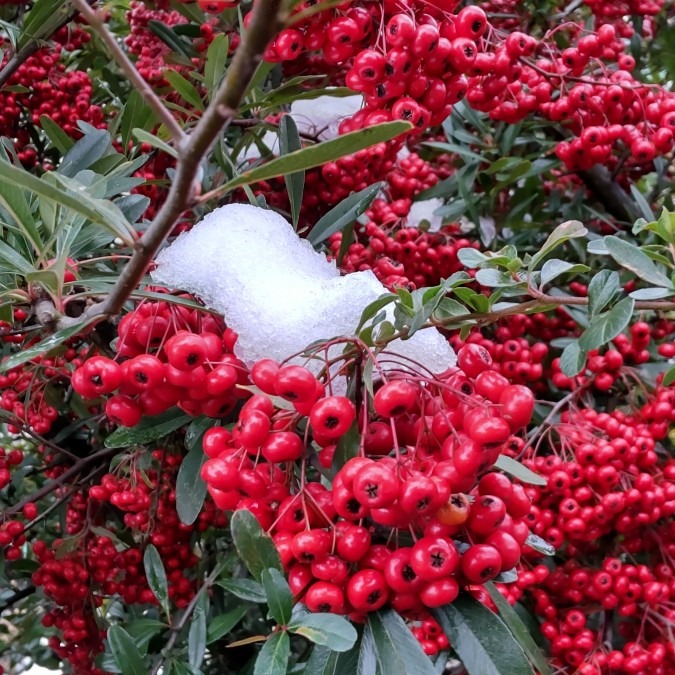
[59,0,287,329]
[70,0,186,144]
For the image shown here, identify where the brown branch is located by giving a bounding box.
[70,0,185,143]
[577,165,640,224]
[58,0,287,329]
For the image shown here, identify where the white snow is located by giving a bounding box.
[239,93,363,160]
[408,198,444,232]
[152,204,456,377]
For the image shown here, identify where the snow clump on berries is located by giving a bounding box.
[153,204,456,374]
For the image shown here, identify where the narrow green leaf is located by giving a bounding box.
[132,128,178,158]
[587,270,620,318]
[19,0,71,49]
[205,34,230,100]
[525,532,556,556]
[560,341,586,377]
[58,129,111,177]
[529,220,588,271]
[279,115,304,228]
[331,421,360,475]
[207,607,247,644]
[303,641,360,675]
[188,594,207,669]
[486,583,551,675]
[148,19,199,58]
[424,141,484,163]
[120,90,158,149]
[603,235,673,287]
[254,631,290,675]
[165,70,205,111]
[630,184,655,221]
[217,578,267,603]
[230,509,283,582]
[288,613,357,652]
[143,544,170,617]
[261,568,293,626]
[176,418,214,525]
[105,409,192,448]
[308,182,384,247]
[0,158,134,242]
[220,122,411,192]
[368,609,436,675]
[107,625,147,675]
[433,595,532,675]
[494,455,547,486]
[578,297,635,352]
[0,317,97,372]
[663,365,675,387]
[629,287,674,300]
[40,115,75,153]
[0,240,35,274]
[125,619,167,654]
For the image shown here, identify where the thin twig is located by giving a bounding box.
[70,0,186,144]
[58,0,287,329]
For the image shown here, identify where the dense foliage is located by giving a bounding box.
[0,0,674,674]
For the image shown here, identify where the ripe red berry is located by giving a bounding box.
[461,544,503,583]
[309,396,356,438]
[373,380,418,417]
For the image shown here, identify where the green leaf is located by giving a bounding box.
[254,631,290,675]
[19,0,72,49]
[219,122,411,192]
[0,160,133,242]
[303,641,360,675]
[217,578,267,603]
[188,594,207,669]
[525,532,556,556]
[367,609,436,675]
[578,297,635,352]
[0,240,35,274]
[587,270,620,318]
[331,421,360,475]
[205,34,230,100]
[125,619,167,654]
[59,129,111,177]
[148,19,199,58]
[433,595,532,675]
[107,625,147,675]
[485,583,551,675]
[40,115,75,154]
[309,182,384,247]
[539,260,589,287]
[165,70,205,112]
[0,317,97,372]
[288,613,357,652]
[663,365,675,387]
[603,236,673,288]
[529,220,588,271]
[560,341,586,377]
[176,417,214,525]
[132,128,178,159]
[104,409,192,448]
[279,115,304,228]
[261,568,293,625]
[494,455,547,486]
[629,287,674,300]
[143,544,170,617]
[207,607,247,644]
[230,509,283,582]
[630,184,655,221]
[424,141,485,163]
[120,90,158,150]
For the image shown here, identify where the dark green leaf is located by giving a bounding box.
[143,544,170,617]
[331,421,360,475]
[19,0,72,49]
[165,70,205,111]
[289,613,357,652]
[529,220,588,270]
[120,90,158,149]
[40,115,74,153]
[148,20,199,58]
[579,297,635,352]
[205,34,230,100]
[587,270,620,317]
[125,619,167,654]
[262,568,294,625]
[494,455,547,486]
[560,341,586,377]
[207,607,248,644]
[279,115,304,228]
[486,583,551,675]
[663,365,675,387]
[629,184,655,221]
[217,578,267,603]
[433,595,532,675]
[603,236,673,287]
[355,294,397,333]
[220,122,411,192]
[308,182,384,246]
[176,417,215,525]
[107,625,147,675]
[254,631,290,675]
[304,641,361,675]
[0,240,35,274]
[0,317,97,372]
[368,609,436,675]
[188,594,207,669]
[132,129,178,158]
[59,129,111,177]
[424,141,484,163]
[230,509,283,582]
[105,409,192,448]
